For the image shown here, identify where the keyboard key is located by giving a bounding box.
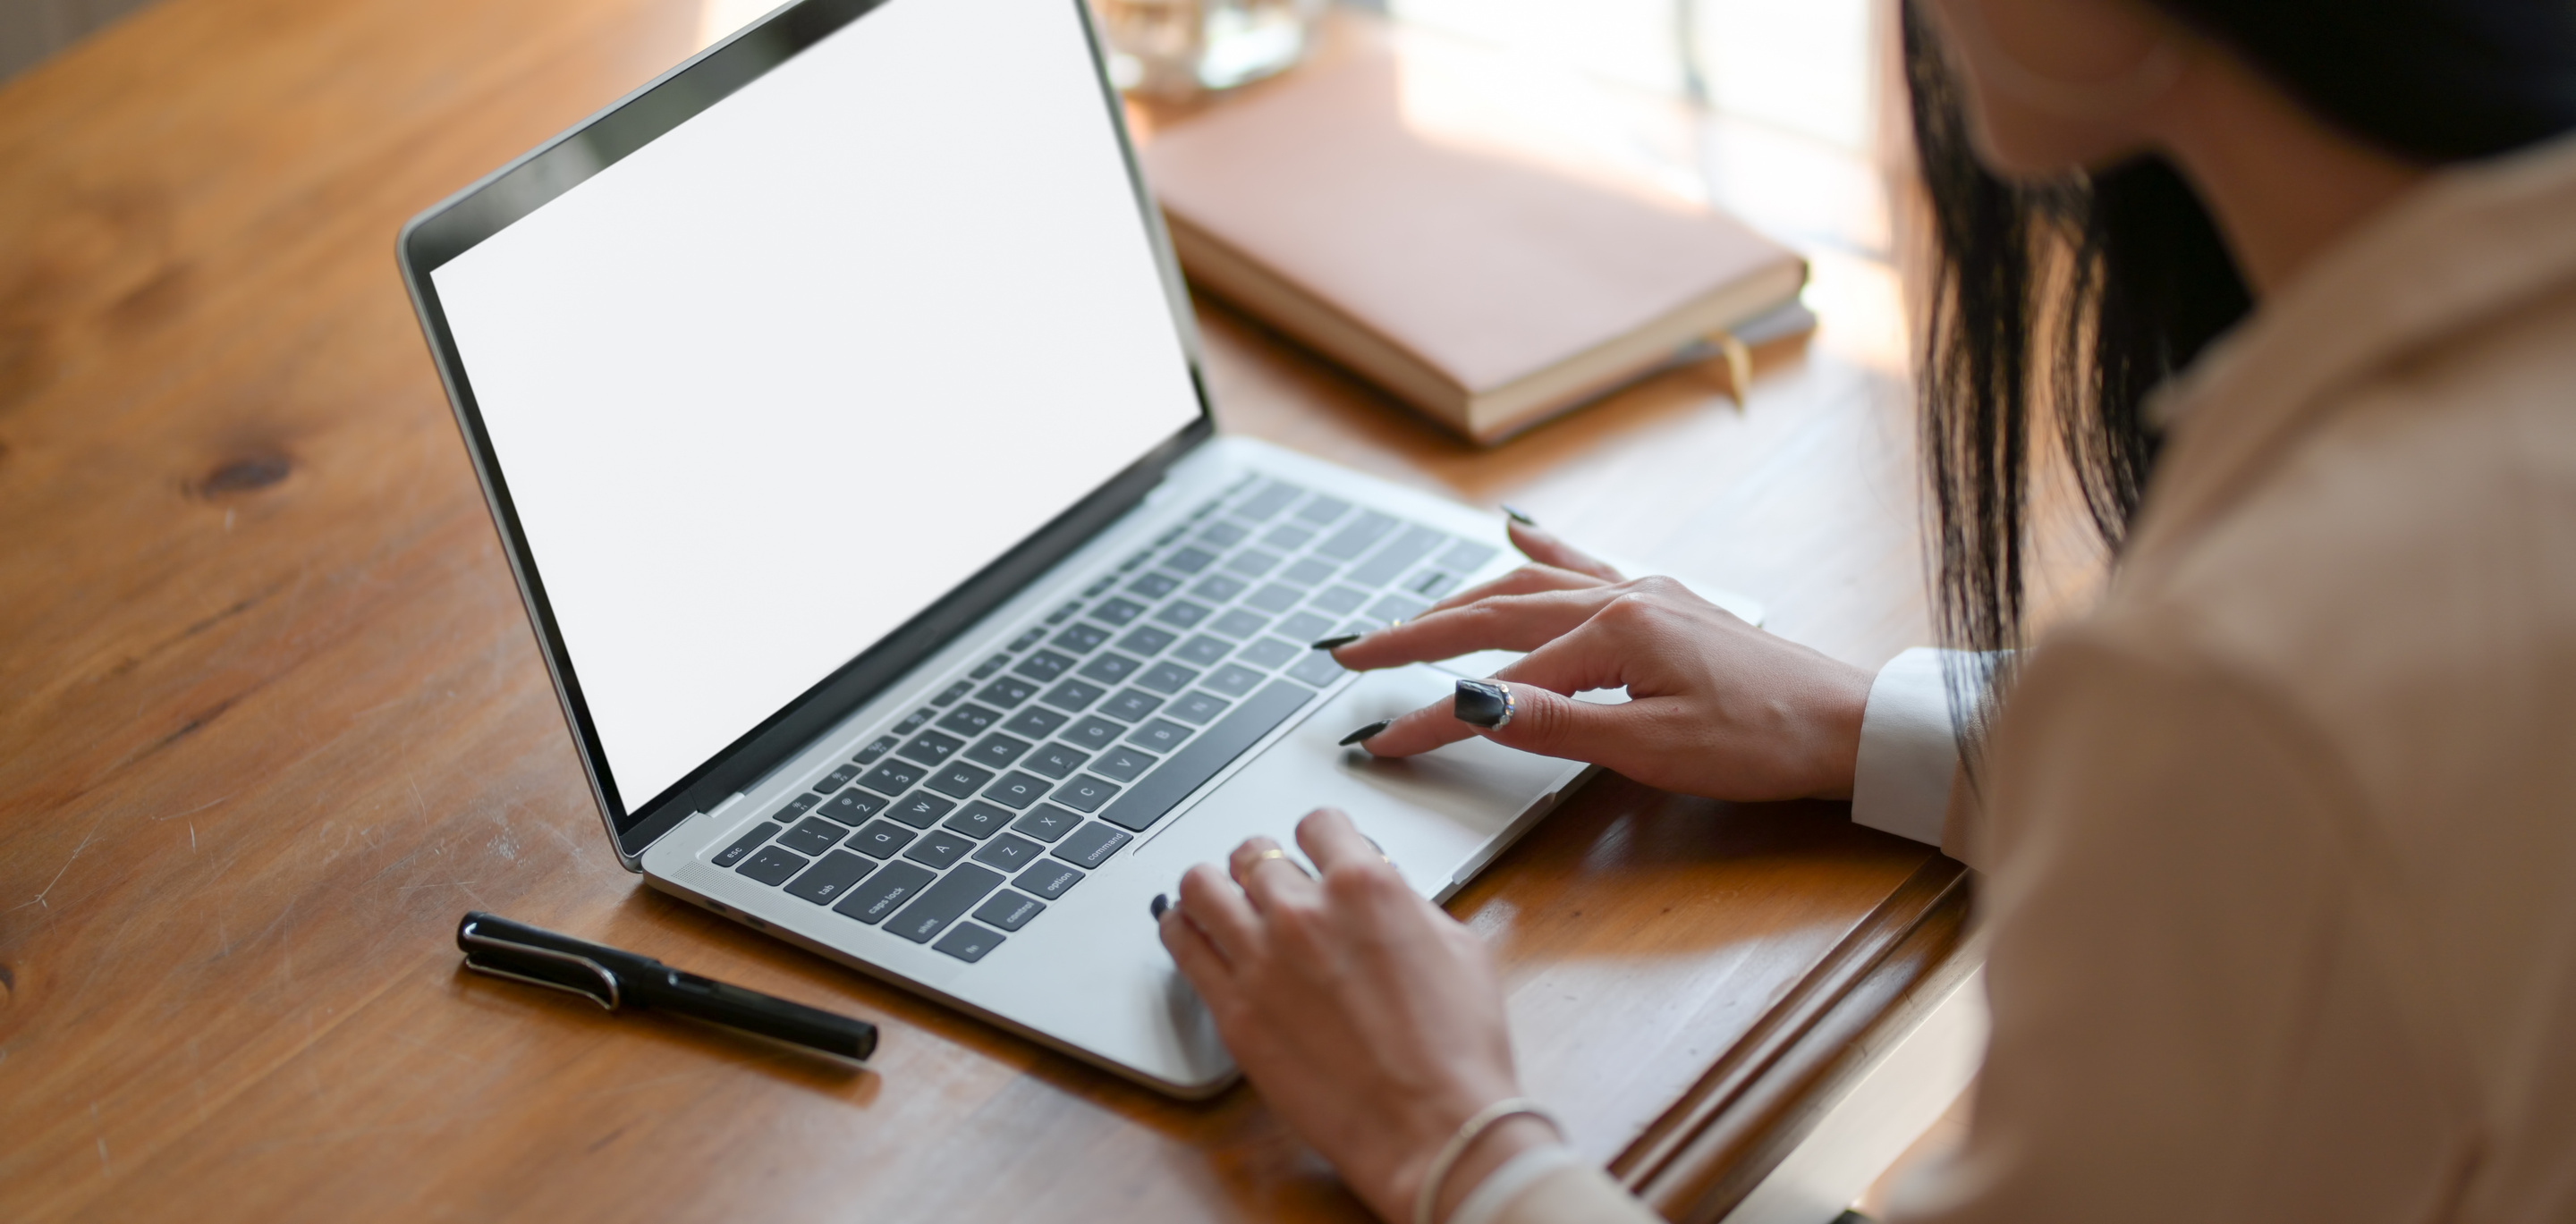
[926,762,996,799]
[846,820,918,858]
[975,676,1039,708]
[1023,743,1089,780]
[1126,571,1181,600]
[982,771,1052,809]
[1089,746,1157,782]
[738,845,809,886]
[1224,549,1282,578]
[835,861,936,924]
[933,922,1004,962]
[1280,557,1337,587]
[1190,573,1248,603]
[1100,680,1315,832]
[1351,526,1449,587]
[854,734,899,764]
[1234,480,1305,520]
[1210,608,1269,639]
[1082,576,1115,598]
[1003,705,1072,739]
[1045,601,1080,624]
[786,851,877,905]
[1008,628,1046,652]
[1153,600,1212,629]
[1052,775,1121,813]
[895,707,936,734]
[772,795,823,827]
[1437,540,1500,572]
[1174,635,1232,666]
[1038,678,1106,713]
[1011,804,1082,842]
[902,828,976,870]
[969,654,1011,680]
[1317,511,1397,560]
[973,890,1046,932]
[1100,688,1164,722]
[886,791,956,829]
[860,760,927,796]
[945,801,1014,840]
[1309,585,1368,615]
[1078,651,1143,686]
[897,730,964,766]
[1051,621,1111,654]
[778,817,845,856]
[933,680,973,706]
[1156,523,1190,546]
[1237,637,1301,670]
[1089,596,1148,626]
[1013,649,1076,683]
[1120,549,1152,572]
[1409,570,1458,597]
[886,864,1005,943]
[1127,719,1191,753]
[1246,582,1304,612]
[1063,715,1125,750]
[964,732,1031,770]
[1368,595,1432,623]
[1198,520,1250,549]
[1275,611,1337,642]
[714,822,782,869]
[938,703,1004,738]
[1053,821,1133,868]
[1285,650,1350,688]
[820,788,891,824]
[1114,625,1179,657]
[1168,691,1231,725]
[1137,660,1201,694]
[1015,859,1084,899]
[814,765,860,794]
[1165,545,1217,574]
[1262,523,1315,551]
[1204,663,1267,696]
[971,833,1046,874]
[1293,494,1351,525]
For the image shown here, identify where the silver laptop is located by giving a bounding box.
[397,0,1754,1096]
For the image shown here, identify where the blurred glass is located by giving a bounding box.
[1090,0,1329,97]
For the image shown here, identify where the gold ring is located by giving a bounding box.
[1255,848,1287,862]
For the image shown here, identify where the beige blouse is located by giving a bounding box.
[1487,130,2576,1224]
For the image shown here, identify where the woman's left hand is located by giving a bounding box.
[1158,807,1558,1222]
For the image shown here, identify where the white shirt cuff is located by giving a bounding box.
[1851,646,1967,848]
[1446,1144,1586,1224]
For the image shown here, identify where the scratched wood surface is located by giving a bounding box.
[0,1,1964,1220]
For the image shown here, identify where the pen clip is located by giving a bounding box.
[460,922,623,1010]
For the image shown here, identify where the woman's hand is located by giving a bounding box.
[1335,520,1873,802]
[1158,808,1557,1223]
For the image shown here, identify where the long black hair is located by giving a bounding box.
[1903,0,2576,732]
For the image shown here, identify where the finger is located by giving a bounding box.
[1508,519,1623,582]
[1229,835,1320,914]
[1293,807,1390,876]
[1350,692,1487,758]
[1331,584,1638,671]
[1419,563,1610,617]
[1360,620,1653,759]
[1174,860,1263,964]
[1159,901,1235,988]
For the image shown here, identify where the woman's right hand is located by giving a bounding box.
[1331,520,1874,803]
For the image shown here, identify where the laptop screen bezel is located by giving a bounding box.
[394,0,1217,868]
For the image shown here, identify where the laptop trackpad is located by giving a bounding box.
[1140,664,1589,897]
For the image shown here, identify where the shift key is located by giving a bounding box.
[885,865,1007,944]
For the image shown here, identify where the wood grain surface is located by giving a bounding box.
[0,1,1970,1220]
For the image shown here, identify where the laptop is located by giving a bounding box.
[398,0,1758,1096]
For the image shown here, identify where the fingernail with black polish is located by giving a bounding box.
[1310,634,1363,651]
[1149,893,1169,920]
[1338,719,1393,747]
[1502,504,1538,526]
[1453,678,1513,729]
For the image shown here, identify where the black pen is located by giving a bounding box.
[456,911,877,1062]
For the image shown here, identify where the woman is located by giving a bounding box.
[1156,0,2576,1220]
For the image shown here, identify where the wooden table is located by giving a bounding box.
[0,2,1972,1220]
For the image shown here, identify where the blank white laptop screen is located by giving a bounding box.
[432,0,1204,808]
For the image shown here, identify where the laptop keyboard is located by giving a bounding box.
[708,476,1498,963]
